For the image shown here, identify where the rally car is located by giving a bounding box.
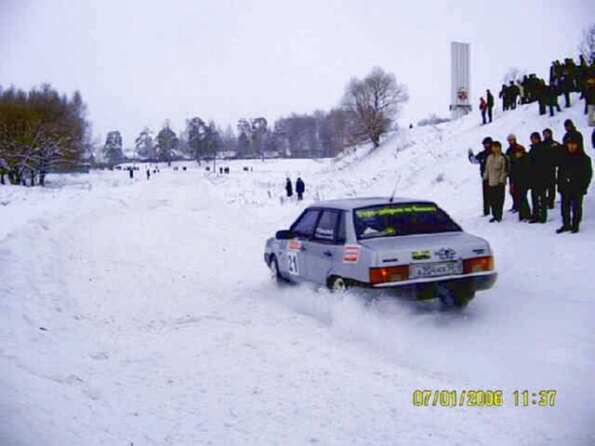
[264,197,497,306]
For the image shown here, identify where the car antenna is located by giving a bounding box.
[389,175,399,203]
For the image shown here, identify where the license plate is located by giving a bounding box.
[410,260,462,279]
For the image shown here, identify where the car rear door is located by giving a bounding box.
[302,209,345,286]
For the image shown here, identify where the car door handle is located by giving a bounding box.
[323,250,333,257]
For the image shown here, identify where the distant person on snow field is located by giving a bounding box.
[128,167,134,179]
[483,141,508,222]
[146,169,151,180]
[486,89,494,123]
[468,136,493,216]
[479,97,487,125]
[285,178,293,198]
[296,177,305,200]
[556,137,592,234]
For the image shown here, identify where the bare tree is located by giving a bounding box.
[341,67,408,148]
[578,23,595,64]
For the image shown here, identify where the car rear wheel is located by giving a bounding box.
[437,284,475,308]
[328,276,348,293]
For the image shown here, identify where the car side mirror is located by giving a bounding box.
[276,230,294,240]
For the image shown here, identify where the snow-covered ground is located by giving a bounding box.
[1,98,594,445]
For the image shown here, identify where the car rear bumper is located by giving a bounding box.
[372,271,497,291]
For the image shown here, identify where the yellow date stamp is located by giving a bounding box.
[412,389,557,407]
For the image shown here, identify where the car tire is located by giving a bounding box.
[437,284,475,308]
[269,255,283,284]
[328,276,348,293]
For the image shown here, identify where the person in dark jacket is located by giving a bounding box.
[556,138,593,233]
[508,81,520,110]
[542,128,561,208]
[499,84,509,111]
[468,137,493,216]
[486,90,494,122]
[505,134,525,212]
[507,143,532,221]
[528,132,554,223]
[562,119,584,148]
[285,178,293,198]
[545,83,561,117]
[296,177,305,200]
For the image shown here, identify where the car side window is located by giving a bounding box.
[291,209,320,238]
[313,210,344,244]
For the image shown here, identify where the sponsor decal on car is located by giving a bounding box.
[343,245,360,263]
[287,239,302,251]
[412,250,431,260]
[435,248,456,260]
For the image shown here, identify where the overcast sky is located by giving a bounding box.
[1,0,593,146]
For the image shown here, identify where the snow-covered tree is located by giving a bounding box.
[578,23,595,64]
[502,67,528,84]
[103,130,124,164]
[135,127,155,159]
[155,123,179,163]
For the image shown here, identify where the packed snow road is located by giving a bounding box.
[1,161,594,445]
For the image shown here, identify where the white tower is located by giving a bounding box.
[450,42,471,119]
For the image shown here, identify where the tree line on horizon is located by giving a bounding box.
[100,66,409,164]
[0,66,408,185]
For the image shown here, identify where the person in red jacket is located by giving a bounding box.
[479,97,487,125]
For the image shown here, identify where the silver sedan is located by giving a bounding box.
[264,197,497,306]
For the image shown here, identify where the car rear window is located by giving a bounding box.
[353,203,461,239]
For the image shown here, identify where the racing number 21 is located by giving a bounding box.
[287,252,299,275]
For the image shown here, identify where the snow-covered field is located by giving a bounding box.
[1,99,594,445]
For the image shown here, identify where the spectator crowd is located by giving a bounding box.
[479,55,595,124]
[469,119,592,233]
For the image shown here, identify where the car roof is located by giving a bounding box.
[308,197,436,211]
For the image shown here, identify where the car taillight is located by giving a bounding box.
[463,256,494,274]
[369,266,409,285]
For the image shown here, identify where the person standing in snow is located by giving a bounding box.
[483,141,508,222]
[499,84,509,111]
[479,97,487,125]
[507,143,532,221]
[486,89,494,123]
[528,132,553,223]
[468,137,493,216]
[542,128,562,208]
[146,168,151,180]
[285,178,293,199]
[556,137,593,233]
[128,167,134,179]
[508,81,520,110]
[295,177,305,201]
[562,119,584,148]
[505,134,525,213]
